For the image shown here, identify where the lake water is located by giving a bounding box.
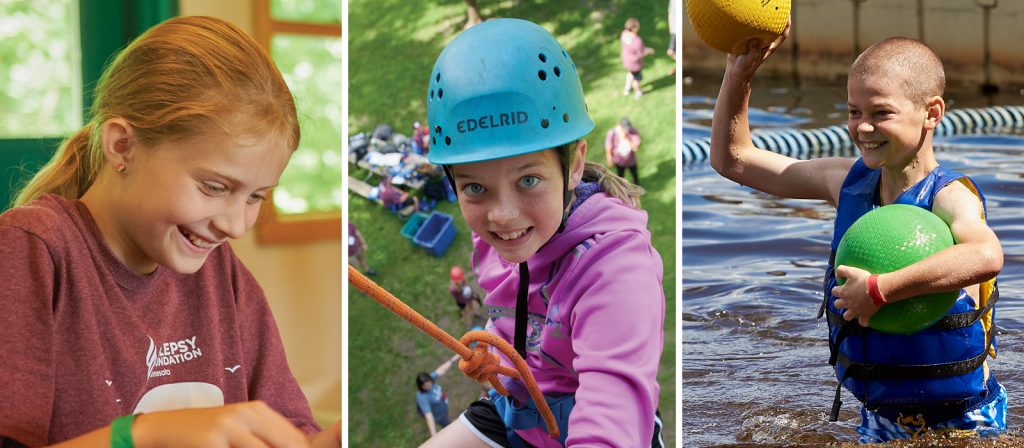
[681,73,1024,447]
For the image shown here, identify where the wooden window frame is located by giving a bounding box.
[252,0,342,245]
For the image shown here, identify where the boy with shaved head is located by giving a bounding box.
[709,25,1006,443]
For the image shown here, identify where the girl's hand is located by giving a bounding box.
[725,19,791,83]
[832,265,879,327]
[308,420,342,448]
[132,401,310,448]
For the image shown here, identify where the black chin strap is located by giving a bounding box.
[514,261,529,358]
[442,165,458,197]
[557,147,571,233]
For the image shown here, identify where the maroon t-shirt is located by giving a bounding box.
[0,195,318,446]
[378,184,403,208]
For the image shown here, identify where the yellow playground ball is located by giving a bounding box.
[685,0,791,54]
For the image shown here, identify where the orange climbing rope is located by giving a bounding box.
[348,265,559,439]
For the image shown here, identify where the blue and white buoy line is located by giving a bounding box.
[681,105,1024,164]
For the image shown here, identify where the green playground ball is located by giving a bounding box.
[835,204,958,334]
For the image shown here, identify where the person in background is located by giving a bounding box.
[349,222,378,276]
[605,117,642,186]
[380,174,420,212]
[449,265,483,329]
[416,354,462,437]
[412,121,431,155]
[620,17,655,99]
[667,0,678,75]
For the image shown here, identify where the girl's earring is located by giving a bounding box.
[115,163,127,173]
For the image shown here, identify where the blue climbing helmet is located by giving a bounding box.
[426,18,594,165]
[426,19,595,363]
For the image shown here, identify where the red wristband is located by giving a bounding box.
[867,274,886,306]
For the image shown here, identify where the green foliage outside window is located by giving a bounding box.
[0,0,82,138]
[271,34,343,215]
[271,0,342,25]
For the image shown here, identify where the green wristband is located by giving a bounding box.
[110,414,135,448]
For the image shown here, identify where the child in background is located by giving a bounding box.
[604,117,642,186]
[349,222,378,276]
[620,17,654,99]
[449,265,482,329]
[0,16,340,447]
[416,354,462,438]
[710,23,1004,443]
[412,121,431,155]
[379,174,420,212]
[422,18,664,447]
[667,0,678,75]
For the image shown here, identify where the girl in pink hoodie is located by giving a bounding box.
[421,18,665,448]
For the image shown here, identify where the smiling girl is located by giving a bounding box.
[420,19,665,448]
[0,16,339,447]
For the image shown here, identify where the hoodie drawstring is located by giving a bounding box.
[514,262,529,359]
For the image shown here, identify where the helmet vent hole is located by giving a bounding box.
[445,136,452,145]
[541,119,550,129]
[434,125,441,134]
[436,73,440,83]
[538,70,547,81]
[432,136,436,145]
[562,50,568,58]
[538,53,546,62]
[562,113,569,123]
[430,90,434,99]
[553,66,561,77]
[438,88,444,99]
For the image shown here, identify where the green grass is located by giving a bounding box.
[348,1,676,446]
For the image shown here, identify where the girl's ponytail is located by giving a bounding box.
[560,140,644,210]
[581,161,644,209]
[15,123,102,207]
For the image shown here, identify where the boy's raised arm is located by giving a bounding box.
[710,22,852,205]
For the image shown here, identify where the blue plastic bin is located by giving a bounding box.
[400,212,429,242]
[413,211,457,257]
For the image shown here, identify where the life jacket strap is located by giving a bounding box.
[824,290,994,333]
[930,284,999,331]
[817,252,838,319]
[828,324,863,422]
[837,324,994,382]
[830,382,842,422]
[824,284,999,381]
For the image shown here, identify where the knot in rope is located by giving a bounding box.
[457,340,501,382]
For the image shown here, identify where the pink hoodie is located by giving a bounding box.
[472,190,664,447]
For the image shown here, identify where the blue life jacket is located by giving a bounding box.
[820,159,999,422]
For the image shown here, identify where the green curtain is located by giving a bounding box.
[80,0,179,112]
[2,0,178,210]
